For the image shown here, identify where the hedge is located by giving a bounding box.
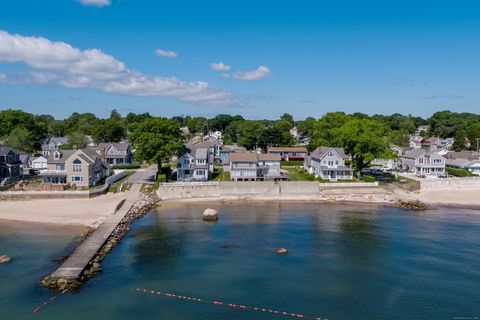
[281,160,304,166]
[111,164,141,169]
[361,175,376,182]
[446,167,475,177]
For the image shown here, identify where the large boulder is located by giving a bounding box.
[203,208,219,221]
[0,255,12,264]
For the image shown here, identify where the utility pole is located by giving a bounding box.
[477,138,479,153]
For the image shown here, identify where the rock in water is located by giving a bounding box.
[0,255,12,264]
[277,248,288,255]
[203,208,219,221]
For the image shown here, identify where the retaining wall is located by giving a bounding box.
[420,177,480,190]
[157,181,381,200]
[219,181,279,195]
[278,181,319,194]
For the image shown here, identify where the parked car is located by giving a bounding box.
[29,169,40,175]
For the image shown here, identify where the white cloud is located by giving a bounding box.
[210,62,230,71]
[0,30,240,107]
[78,0,111,7]
[233,66,271,81]
[155,48,178,58]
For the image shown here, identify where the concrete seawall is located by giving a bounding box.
[156,181,383,201]
[420,177,480,190]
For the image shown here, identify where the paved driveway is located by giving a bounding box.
[126,165,158,184]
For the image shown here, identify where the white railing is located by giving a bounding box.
[160,181,220,187]
[320,182,379,188]
[41,170,67,175]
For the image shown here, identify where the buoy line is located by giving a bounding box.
[32,289,68,313]
[133,287,326,320]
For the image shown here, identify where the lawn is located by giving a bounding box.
[211,166,230,181]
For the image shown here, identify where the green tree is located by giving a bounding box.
[5,127,35,153]
[280,113,294,127]
[130,118,183,168]
[237,121,265,149]
[337,119,392,172]
[296,117,316,138]
[466,122,480,151]
[66,131,89,149]
[387,129,410,147]
[187,117,208,135]
[452,130,467,151]
[309,112,351,149]
[92,118,127,143]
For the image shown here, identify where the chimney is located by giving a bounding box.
[100,146,106,160]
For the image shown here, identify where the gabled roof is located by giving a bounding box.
[195,147,208,159]
[445,151,480,161]
[230,152,258,162]
[258,153,282,161]
[403,149,444,159]
[47,150,75,164]
[98,142,130,151]
[0,146,17,156]
[311,146,346,160]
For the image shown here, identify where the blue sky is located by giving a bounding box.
[1,0,480,119]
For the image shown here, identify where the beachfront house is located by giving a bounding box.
[177,142,214,182]
[307,146,353,181]
[0,146,22,186]
[400,149,446,178]
[219,145,247,164]
[97,142,133,165]
[267,147,308,161]
[444,151,480,175]
[228,152,286,181]
[41,137,69,156]
[41,149,109,187]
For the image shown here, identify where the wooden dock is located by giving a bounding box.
[49,185,140,280]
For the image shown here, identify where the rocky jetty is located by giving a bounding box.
[42,192,158,291]
[203,208,219,221]
[0,255,12,264]
[277,248,288,255]
[396,199,427,211]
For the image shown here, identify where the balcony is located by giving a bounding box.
[41,170,67,176]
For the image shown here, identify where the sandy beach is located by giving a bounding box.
[416,189,480,207]
[0,193,126,227]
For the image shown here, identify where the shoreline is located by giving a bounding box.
[1,188,478,228]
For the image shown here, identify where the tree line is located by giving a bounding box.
[1,108,479,171]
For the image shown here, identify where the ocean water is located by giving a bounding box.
[1,202,479,319]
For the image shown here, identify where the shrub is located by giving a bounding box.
[111,164,141,170]
[361,175,376,182]
[446,167,475,177]
[281,160,304,167]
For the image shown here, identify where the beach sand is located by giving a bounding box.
[417,189,480,207]
[0,193,126,227]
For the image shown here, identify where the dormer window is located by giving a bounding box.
[54,151,61,160]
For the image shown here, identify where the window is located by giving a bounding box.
[71,176,83,182]
[196,159,206,164]
[335,161,339,165]
[328,151,334,157]
[196,170,205,176]
[54,152,61,160]
[56,164,65,171]
[72,159,82,173]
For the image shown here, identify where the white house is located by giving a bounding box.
[31,156,48,171]
[229,152,286,181]
[400,149,446,178]
[177,143,213,182]
[308,146,353,181]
